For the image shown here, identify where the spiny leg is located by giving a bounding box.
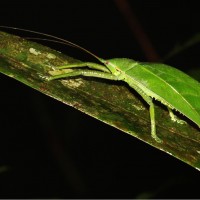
[149,101,162,143]
[130,87,162,143]
[46,69,118,81]
[56,62,110,73]
[167,107,186,125]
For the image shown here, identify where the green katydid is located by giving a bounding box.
[46,55,200,143]
[1,26,200,143]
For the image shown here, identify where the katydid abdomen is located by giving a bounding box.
[116,59,200,128]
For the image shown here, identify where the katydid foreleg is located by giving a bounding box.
[47,69,118,81]
[57,62,110,73]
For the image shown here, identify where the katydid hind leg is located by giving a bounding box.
[167,107,186,125]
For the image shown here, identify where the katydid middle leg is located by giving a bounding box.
[130,86,162,143]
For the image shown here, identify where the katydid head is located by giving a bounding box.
[100,58,139,76]
[97,58,121,75]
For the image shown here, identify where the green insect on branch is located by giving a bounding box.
[0,29,200,171]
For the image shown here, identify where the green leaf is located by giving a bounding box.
[0,31,200,171]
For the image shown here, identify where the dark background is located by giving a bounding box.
[1,0,200,198]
